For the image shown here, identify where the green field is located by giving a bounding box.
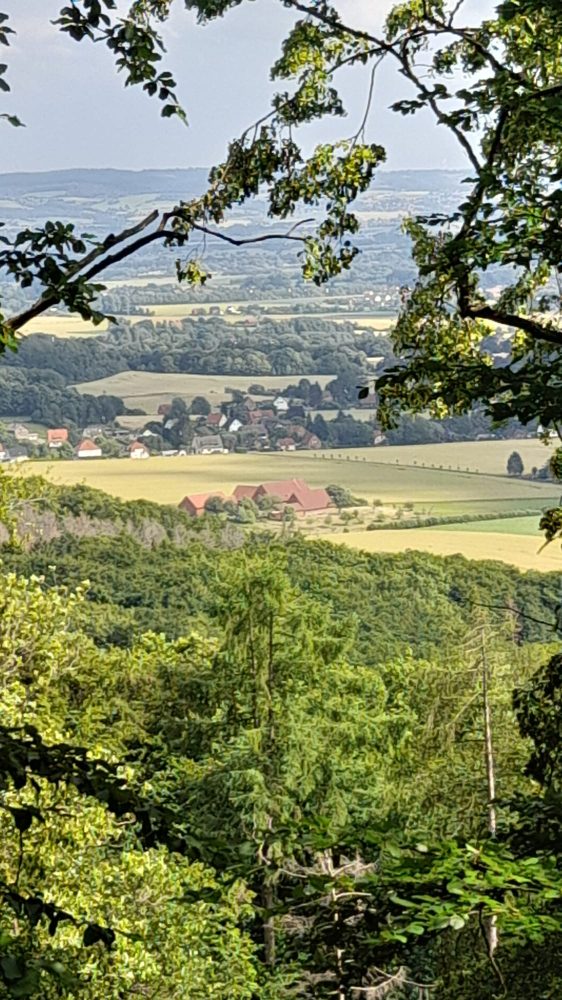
[75,371,335,410]
[435,515,542,535]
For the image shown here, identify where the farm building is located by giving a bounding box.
[179,492,226,516]
[7,446,29,464]
[277,437,296,452]
[129,440,150,460]
[233,479,332,515]
[207,413,227,428]
[76,439,102,459]
[8,423,39,443]
[192,435,226,455]
[47,428,68,449]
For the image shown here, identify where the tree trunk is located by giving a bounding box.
[481,630,498,957]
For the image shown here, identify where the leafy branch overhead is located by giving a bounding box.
[2,1,562,429]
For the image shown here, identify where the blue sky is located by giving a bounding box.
[2,0,472,173]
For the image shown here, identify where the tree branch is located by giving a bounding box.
[4,214,312,334]
[463,302,562,347]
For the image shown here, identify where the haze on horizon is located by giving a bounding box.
[2,0,474,176]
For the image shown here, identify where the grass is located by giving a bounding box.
[18,447,562,570]
[308,440,556,476]
[434,515,542,535]
[21,449,560,507]
[21,315,109,337]
[329,525,560,573]
[75,371,335,408]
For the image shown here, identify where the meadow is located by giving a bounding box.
[331,525,558,573]
[22,444,562,570]
[74,371,335,411]
[21,315,110,337]
[313,440,556,476]
[26,449,560,505]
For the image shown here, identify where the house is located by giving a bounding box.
[233,479,332,515]
[157,403,172,417]
[228,418,243,433]
[0,442,7,462]
[7,446,29,464]
[207,412,227,429]
[129,440,150,460]
[8,423,38,443]
[47,428,68,449]
[301,432,322,450]
[192,435,225,455]
[83,424,105,438]
[273,396,289,413]
[248,410,267,425]
[179,491,226,516]
[76,438,102,459]
[278,437,296,452]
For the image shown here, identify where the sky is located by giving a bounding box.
[1,0,475,174]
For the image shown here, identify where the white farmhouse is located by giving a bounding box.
[129,440,150,460]
[76,438,102,459]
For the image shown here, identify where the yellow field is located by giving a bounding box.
[21,315,109,337]
[19,446,562,570]
[312,440,557,476]
[25,450,559,506]
[75,371,334,408]
[330,527,562,573]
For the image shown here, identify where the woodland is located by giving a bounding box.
[1,0,562,998]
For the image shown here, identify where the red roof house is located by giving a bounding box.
[179,491,226,517]
[129,440,150,459]
[233,479,331,515]
[47,428,68,448]
[278,437,296,451]
[76,438,102,459]
[207,412,226,428]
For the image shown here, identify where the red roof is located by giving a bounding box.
[129,440,148,452]
[233,484,259,501]
[207,413,223,426]
[47,428,68,443]
[76,438,99,452]
[288,485,331,512]
[257,479,309,500]
[234,479,331,513]
[179,491,225,514]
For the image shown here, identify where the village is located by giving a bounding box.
[0,382,382,465]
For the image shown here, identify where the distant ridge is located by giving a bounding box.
[0,166,464,200]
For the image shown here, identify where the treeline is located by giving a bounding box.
[4,476,559,656]
[0,367,127,428]
[6,318,390,383]
[0,470,562,997]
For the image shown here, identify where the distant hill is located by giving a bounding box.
[0,167,209,199]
